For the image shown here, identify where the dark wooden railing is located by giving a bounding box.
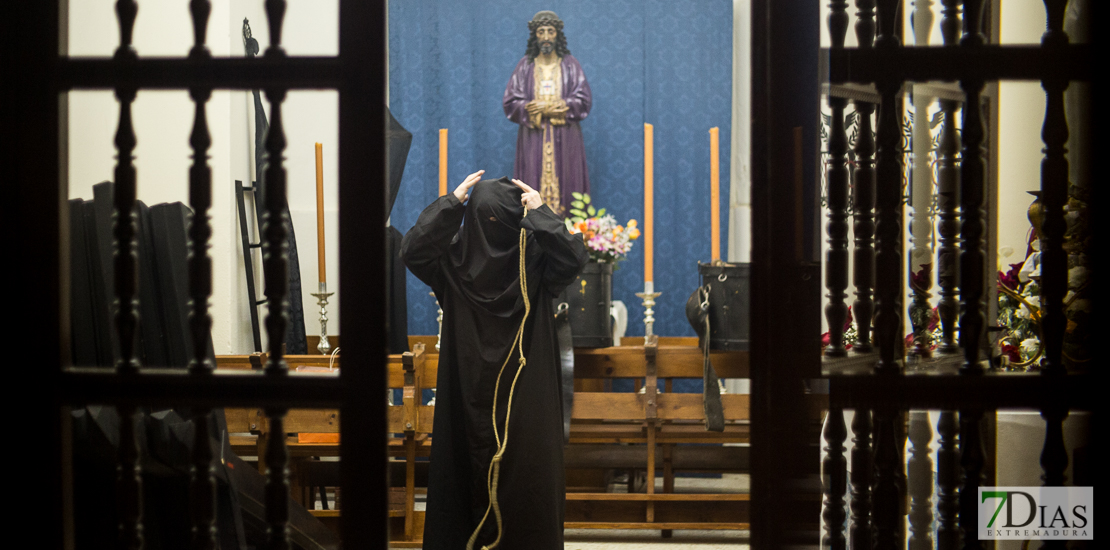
[16,1,388,548]
[820,1,1094,550]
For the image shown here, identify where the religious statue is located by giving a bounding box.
[503,10,592,216]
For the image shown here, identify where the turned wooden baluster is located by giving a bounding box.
[935,0,961,354]
[186,4,217,548]
[187,84,218,550]
[112,49,139,373]
[825,0,851,357]
[265,0,287,57]
[265,411,291,550]
[907,411,934,550]
[849,410,872,550]
[872,0,903,372]
[939,0,961,48]
[1039,407,1069,550]
[261,90,292,550]
[1038,10,1070,550]
[850,0,876,353]
[262,92,290,373]
[114,0,138,61]
[1039,0,1070,375]
[113,1,143,546]
[935,411,960,550]
[958,409,984,550]
[872,408,900,550]
[261,4,291,549]
[112,2,144,539]
[958,0,986,373]
[822,409,848,550]
[935,100,960,353]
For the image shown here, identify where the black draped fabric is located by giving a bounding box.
[386,226,409,354]
[249,40,307,355]
[401,178,587,550]
[386,107,413,353]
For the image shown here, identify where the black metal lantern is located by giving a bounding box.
[697,262,750,351]
[556,261,613,347]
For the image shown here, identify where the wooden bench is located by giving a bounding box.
[217,335,823,543]
[566,335,753,532]
[220,345,434,547]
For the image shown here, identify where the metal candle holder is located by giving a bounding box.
[635,282,661,337]
[310,282,335,355]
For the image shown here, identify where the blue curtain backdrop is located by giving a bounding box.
[389,0,732,339]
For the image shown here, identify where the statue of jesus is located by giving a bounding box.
[503,10,592,216]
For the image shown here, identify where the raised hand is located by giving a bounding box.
[453,170,485,203]
[512,179,542,211]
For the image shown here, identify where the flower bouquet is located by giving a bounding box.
[564,193,640,266]
[997,260,1042,368]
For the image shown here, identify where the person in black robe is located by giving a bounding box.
[402,171,587,549]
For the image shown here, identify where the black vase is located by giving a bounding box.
[556,261,613,347]
[697,262,751,351]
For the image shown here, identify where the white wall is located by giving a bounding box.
[996,0,1049,265]
[67,0,340,356]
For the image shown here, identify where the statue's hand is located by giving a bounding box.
[544,100,568,116]
[546,100,568,125]
[525,100,545,115]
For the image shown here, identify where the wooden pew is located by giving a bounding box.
[218,345,435,547]
[218,336,823,542]
[565,335,757,532]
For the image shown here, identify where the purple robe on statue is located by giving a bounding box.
[503,55,592,216]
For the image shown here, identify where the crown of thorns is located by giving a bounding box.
[528,11,564,32]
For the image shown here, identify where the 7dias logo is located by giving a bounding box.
[979,487,1093,540]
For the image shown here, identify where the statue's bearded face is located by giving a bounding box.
[536,25,557,54]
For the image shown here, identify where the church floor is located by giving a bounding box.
[397,474,751,549]
[563,528,750,549]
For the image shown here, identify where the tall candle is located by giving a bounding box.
[439,129,448,196]
[644,123,654,285]
[710,127,720,262]
[315,142,326,284]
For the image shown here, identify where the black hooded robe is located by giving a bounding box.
[401,178,587,549]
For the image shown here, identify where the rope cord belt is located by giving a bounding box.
[467,209,531,550]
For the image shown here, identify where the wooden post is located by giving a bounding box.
[822,408,847,550]
[644,335,658,524]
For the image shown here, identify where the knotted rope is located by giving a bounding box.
[467,209,531,550]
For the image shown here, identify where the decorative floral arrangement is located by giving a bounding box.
[997,259,1043,367]
[564,192,640,265]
